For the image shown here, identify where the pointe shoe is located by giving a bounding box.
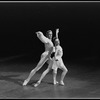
[23,80,28,86]
[56,81,59,84]
[60,81,65,86]
[54,81,59,85]
[34,81,40,87]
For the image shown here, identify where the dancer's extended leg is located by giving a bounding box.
[34,59,53,87]
[53,68,58,85]
[60,65,68,86]
[23,54,48,86]
[34,67,51,87]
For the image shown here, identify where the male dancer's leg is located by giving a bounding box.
[23,54,49,86]
[34,59,53,87]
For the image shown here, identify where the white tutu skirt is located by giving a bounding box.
[52,57,64,70]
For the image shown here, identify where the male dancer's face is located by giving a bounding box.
[46,31,52,40]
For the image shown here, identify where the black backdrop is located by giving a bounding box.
[0,2,100,64]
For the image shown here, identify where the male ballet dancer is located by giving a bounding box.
[34,28,68,87]
[23,30,55,86]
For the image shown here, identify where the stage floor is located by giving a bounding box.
[0,56,100,99]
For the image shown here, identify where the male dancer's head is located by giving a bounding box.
[46,30,53,40]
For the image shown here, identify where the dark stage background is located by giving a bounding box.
[0,2,100,70]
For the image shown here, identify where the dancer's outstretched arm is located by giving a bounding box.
[36,31,48,44]
[56,28,59,39]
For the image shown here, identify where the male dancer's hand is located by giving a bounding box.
[36,31,42,36]
[36,31,41,34]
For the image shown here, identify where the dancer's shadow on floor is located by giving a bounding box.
[42,81,54,85]
[27,80,39,86]
[0,74,25,86]
[29,80,54,86]
[0,74,53,87]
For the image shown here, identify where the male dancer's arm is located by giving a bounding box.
[37,31,54,58]
[36,31,48,44]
